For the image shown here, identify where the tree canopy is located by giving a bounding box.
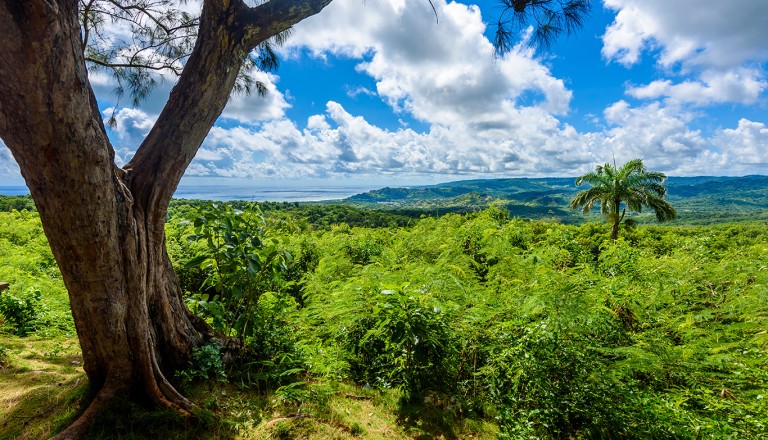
[570,159,677,239]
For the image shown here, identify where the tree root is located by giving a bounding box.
[50,380,125,440]
[150,349,196,414]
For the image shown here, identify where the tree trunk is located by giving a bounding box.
[0,4,210,438]
[609,198,622,240]
[0,0,331,438]
[610,220,620,240]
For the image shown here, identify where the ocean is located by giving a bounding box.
[0,184,377,202]
[0,186,28,196]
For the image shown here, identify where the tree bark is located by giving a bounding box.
[0,0,331,438]
[610,220,620,240]
[609,199,621,240]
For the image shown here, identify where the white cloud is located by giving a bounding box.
[602,0,768,69]
[627,68,767,105]
[602,0,768,107]
[103,107,156,157]
[715,118,768,169]
[284,0,572,128]
[220,70,290,123]
[188,100,599,179]
[345,86,377,99]
[602,100,709,168]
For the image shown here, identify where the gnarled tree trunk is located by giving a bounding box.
[0,1,331,438]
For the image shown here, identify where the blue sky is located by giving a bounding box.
[1,0,767,189]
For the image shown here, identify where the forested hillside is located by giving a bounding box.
[6,175,768,225]
[2,201,768,438]
[338,175,768,224]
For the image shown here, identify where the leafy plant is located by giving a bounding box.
[177,341,227,384]
[184,203,292,341]
[343,283,457,402]
[180,204,312,390]
[0,287,43,336]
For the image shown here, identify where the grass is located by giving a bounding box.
[0,335,497,440]
[0,336,86,440]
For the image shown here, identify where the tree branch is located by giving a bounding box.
[240,0,334,48]
[85,56,182,74]
[104,0,199,35]
[124,0,334,221]
[81,0,98,48]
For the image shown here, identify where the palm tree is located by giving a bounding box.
[570,159,677,240]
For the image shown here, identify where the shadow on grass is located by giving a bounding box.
[0,337,238,440]
[80,398,238,440]
[0,365,88,440]
[393,394,467,440]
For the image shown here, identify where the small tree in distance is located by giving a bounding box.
[569,159,677,240]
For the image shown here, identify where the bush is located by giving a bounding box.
[342,284,457,402]
[0,287,44,336]
[177,341,227,385]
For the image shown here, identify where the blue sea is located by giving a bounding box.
[0,186,27,196]
[0,184,377,202]
[172,185,377,202]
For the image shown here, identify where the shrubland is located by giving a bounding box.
[2,200,768,438]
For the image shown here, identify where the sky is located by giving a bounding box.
[1,0,767,190]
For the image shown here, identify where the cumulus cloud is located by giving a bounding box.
[601,100,711,170]
[283,0,572,127]
[627,68,767,106]
[715,119,768,170]
[220,70,290,123]
[187,100,599,179]
[184,97,768,179]
[602,0,768,69]
[602,0,768,107]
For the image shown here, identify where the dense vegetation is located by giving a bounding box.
[2,196,768,438]
[337,175,768,225]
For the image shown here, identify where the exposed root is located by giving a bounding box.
[50,380,125,440]
[150,349,196,414]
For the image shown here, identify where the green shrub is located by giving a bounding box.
[177,341,227,384]
[343,235,383,265]
[0,287,43,336]
[183,203,292,340]
[342,284,457,402]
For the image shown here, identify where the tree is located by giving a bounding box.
[569,159,677,240]
[0,0,591,438]
[493,0,591,54]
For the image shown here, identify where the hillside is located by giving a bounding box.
[336,175,768,224]
[5,175,768,226]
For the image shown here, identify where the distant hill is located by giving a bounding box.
[6,176,768,226]
[334,175,768,225]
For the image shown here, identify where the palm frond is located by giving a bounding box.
[570,159,676,238]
